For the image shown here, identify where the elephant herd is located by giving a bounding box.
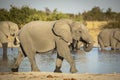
[0,19,120,73]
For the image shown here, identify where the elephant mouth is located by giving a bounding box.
[80,38,91,44]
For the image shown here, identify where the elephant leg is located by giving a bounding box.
[56,38,77,73]
[20,37,39,72]
[25,49,39,72]
[2,42,8,62]
[11,47,24,72]
[116,42,120,50]
[98,37,104,50]
[72,40,78,51]
[110,38,117,50]
[76,41,82,50]
[54,53,63,73]
[63,51,77,73]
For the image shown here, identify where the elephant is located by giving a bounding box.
[98,29,120,50]
[0,21,19,62]
[11,19,93,73]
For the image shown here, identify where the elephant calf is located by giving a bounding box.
[11,19,93,73]
[98,29,120,50]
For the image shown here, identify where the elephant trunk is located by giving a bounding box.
[2,43,8,62]
[80,34,94,52]
[83,42,93,52]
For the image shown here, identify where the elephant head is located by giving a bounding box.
[70,21,93,52]
[0,21,19,38]
[52,19,93,52]
[9,22,19,37]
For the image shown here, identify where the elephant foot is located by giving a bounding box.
[11,68,18,72]
[32,68,40,72]
[54,66,62,73]
[54,69,62,73]
[70,68,78,73]
[111,48,117,51]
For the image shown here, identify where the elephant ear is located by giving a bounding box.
[114,30,120,41]
[0,21,10,37]
[52,20,72,44]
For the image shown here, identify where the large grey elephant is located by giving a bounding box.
[98,29,120,50]
[11,19,93,73]
[0,21,19,62]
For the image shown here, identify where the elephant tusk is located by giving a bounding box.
[88,42,92,44]
[67,42,71,45]
[15,37,20,45]
[16,37,20,43]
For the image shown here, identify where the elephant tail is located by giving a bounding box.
[20,43,27,57]
[14,36,27,57]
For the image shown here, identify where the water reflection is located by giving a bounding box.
[0,48,18,72]
[0,48,120,73]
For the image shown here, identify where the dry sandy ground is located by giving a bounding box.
[0,72,120,80]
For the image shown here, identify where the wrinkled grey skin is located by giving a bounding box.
[11,19,92,73]
[98,29,120,50]
[0,21,19,62]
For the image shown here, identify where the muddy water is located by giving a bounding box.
[0,48,120,73]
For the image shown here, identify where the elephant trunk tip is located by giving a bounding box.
[83,42,93,52]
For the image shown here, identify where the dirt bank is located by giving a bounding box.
[0,72,120,80]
